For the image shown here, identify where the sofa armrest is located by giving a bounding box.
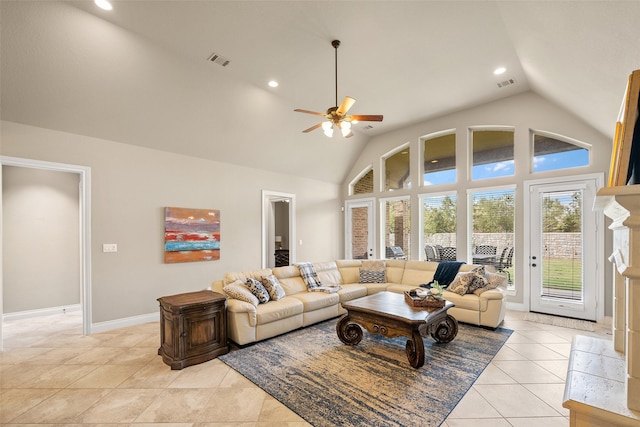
[212,280,225,294]
[478,289,504,300]
[226,299,258,327]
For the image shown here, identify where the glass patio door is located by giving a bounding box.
[345,198,375,260]
[529,179,598,320]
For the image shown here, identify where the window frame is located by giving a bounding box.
[420,129,457,188]
[379,194,411,260]
[419,191,457,261]
[530,129,592,174]
[468,126,515,182]
[381,142,411,192]
[349,165,374,196]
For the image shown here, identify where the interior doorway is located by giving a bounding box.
[0,156,92,351]
[261,190,296,269]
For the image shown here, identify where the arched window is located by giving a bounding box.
[423,131,456,186]
[532,131,590,173]
[383,144,410,191]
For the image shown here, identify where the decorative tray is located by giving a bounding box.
[404,291,446,308]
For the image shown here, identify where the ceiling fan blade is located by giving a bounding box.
[294,109,327,117]
[336,96,356,116]
[302,122,323,133]
[349,114,383,122]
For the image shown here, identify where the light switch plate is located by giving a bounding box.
[103,243,117,253]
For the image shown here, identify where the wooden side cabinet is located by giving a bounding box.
[157,290,228,370]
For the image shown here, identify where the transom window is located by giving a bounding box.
[384,145,411,191]
[351,168,374,195]
[533,132,589,173]
[472,129,515,180]
[423,132,456,186]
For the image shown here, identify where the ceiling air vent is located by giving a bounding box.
[497,78,516,88]
[207,53,230,67]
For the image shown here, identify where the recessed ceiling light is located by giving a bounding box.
[95,0,113,11]
[493,67,507,75]
[268,80,279,88]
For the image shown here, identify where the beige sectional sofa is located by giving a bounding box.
[211,259,506,345]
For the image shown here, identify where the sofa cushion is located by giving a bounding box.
[296,262,323,289]
[224,269,273,286]
[223,280,259,306]
[313,261,344,286]
[447,273,469,295]
[462,266,488,294]
[385,259,406,283]
[401,261,437,286]
[359,269,386,283]
[289,291,339,312]
[261,274,286,301]
[273,266,308,295]
[442,291,481,311]
[245,278,270,303]
[336,259,363,284]
[361,260,386,271]
[255,297,304,325]
[336,284,368,302]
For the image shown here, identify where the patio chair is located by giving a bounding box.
[424,245,440,261]
[495,247,514,283]
[440,246,457,261]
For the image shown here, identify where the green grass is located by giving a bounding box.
[542,258,583,291]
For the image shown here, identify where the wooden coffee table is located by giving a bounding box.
[336,291,458,368]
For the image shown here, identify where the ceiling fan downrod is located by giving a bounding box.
[332,39,340,108]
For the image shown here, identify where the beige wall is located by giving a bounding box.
[343,92,613,314]
[2,166,80,313]
[1,121,342,323]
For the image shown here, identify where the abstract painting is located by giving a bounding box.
[164,207,220,263]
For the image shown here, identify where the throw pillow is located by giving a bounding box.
[296,262,322,289]
[223,281,259,307]
[361,260,386,272]
[261,274,286,301]
[447,274,469,296]
[245,278,270,304]
[473,271,506,295]
[460,265,488,294]
[359,269,386,284]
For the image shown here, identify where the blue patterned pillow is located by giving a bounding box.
[245,278,270,304]
[296,262,322,289]
[261,275,286,301]
[359,269,386,283]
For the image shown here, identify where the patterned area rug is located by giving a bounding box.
[220,318,512,427]
[524,312,596,331]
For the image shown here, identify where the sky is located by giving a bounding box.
[424,148,589,186]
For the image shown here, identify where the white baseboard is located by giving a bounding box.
[2,304,81,321]
[90,312,159,334]
[506,301,528,311]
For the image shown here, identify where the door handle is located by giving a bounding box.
[532,256,537,260]
[532,263,537,267]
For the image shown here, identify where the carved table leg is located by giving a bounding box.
[336,315,363,345]
[430,314,458,343]
[406,331,425,368]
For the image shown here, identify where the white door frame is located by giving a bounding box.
[261,190,296,269]
[0,156,92,350]
[345,198,376,259]
[523,173,605,321]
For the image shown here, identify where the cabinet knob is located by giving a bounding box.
[180,332,187,338]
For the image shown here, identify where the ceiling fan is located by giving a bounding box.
[294,40,383,138]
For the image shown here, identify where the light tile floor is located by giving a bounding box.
[0,310,612,426]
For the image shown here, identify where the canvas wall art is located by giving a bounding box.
[164,207,220,263]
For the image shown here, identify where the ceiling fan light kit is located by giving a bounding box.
[294,40,383,138]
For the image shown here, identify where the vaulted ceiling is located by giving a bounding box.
[2,1,639,184]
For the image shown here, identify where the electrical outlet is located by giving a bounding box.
[103,243,117,253]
